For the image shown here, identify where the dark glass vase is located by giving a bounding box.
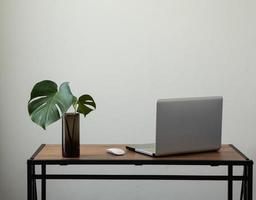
[62,113,80,157]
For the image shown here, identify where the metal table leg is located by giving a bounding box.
[248,163,253,200]
[27,161,32,200]
[241,165,248,200]
[42,164,46,200]
[228,165,233,200]
[32,165,37,200]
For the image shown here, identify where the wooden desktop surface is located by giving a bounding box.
[33,144,247,161]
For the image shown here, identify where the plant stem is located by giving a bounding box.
[64,116,73,145]
[73,103,78,113]
[71,114,77,154]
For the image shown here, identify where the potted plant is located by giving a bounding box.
[28,80,96,157]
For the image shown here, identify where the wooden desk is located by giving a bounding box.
[27,144,253,200]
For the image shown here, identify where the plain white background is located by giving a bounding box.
[1,0,256,199]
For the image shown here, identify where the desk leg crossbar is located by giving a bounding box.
[27,162,253,200]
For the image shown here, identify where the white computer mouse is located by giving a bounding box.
[106,148,126,156]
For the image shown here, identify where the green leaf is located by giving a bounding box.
[77,94,96,117]
[28,80,73,129]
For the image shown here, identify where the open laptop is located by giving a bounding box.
[126,96,223,157]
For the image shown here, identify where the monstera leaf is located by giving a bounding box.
[28,80,73,129]
[76,95,96,117]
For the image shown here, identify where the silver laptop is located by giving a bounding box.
[126,96,223,157]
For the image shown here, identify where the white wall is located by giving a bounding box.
[1,0,256,199]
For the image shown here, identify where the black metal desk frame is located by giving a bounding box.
[27,144,253,200]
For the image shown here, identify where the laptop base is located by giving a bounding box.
[126,143,156,157]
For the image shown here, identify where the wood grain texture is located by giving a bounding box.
[34,144,246,161]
